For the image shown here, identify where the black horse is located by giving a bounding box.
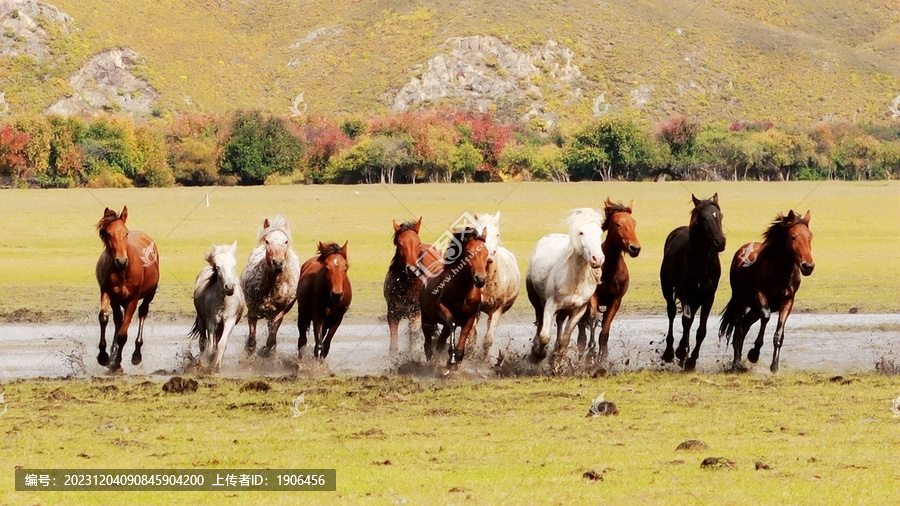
[660,194,726,370]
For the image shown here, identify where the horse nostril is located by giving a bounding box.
[630,245,641,256]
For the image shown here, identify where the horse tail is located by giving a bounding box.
[189,317,201,339]
[718,298,740,345]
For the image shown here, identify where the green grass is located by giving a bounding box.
[1,372,899,503]
[0,181,897,322]
[2,0,898,125]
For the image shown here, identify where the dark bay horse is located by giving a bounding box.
[719,210,814,373]
[660,194,726,371]
[95,206,159,372]
[576,198,641,367]
[297,242,352,359]
[383,218,442,354]
[419,227,489,368]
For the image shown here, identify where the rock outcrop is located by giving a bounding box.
[0,0,74,58]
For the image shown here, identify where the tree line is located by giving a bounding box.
[1,109,898,188]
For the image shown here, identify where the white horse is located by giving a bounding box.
[526,208,606,363]
[240,215,300,357]
[191,242,245,373]
[465,211,520,358]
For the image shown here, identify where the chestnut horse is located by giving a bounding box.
[719,210,814,373]
[297,242,352,359]
[383,218,441,354]
[660,194,726,371]
[576,198,641,367]
[95,206,159,372]
[420,227,489,368]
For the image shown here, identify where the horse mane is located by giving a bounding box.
[392,221,419,245]
[257,215,292,245]
[317,242,346,262]
[762,211,808,245]
[564,208,604,245]
[96,208,121,245]
[445,227,481,263]
[602,202,632,231]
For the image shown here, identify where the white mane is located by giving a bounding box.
[563,207,605,253]
[257,215,293,245]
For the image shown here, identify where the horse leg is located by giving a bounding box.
[387,314,401,355]
[661,290,677,363]
[747,304,771,364]
[111,300,138,372]
[107,303,124,370]
[321,314,344,359]
[312,318,325,359]
[422,320,436,361]
[297,314,310,359]
[408,312,421,351]
[482,309,502,360]
[245,317,258,356]
[770,299,793,373]
[576,317,588,356]
[213,317,238,373]
[531,300,556,362]
[464,314,479,358]
[597,299,621,369]
[436,323,452,354]
[555,305,588,362]
[676,301,695,367]
[259,311,286,357]
[132,289,156,365]
[452,316,478,367]
[732,312,760,372]
[685,297,713,372]
[97,293,112,366]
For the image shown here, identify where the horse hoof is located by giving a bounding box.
[675,347,687,361]
[770,363,779,374]
[257,347,273,359]
[131,354,142,366]
[747,348,760,363]
[684,357,697,371]
[108,364,123,375]
[97,352,110,367]
[730,361,748,373]
[661,349,674,363]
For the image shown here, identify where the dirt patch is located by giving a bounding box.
[701,457,736,469]
[676,439,710,451]
[239,380,271,392]
[162,377,198,394]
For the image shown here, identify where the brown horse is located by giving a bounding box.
[297,242,352,359]
[383,218,442,354]
[719,210,814,373]
[95,206,159,372]
[576,198,641,367]
[419,227,489,368]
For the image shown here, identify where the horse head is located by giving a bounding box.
[318,241,349,303]
[393,218,422,276]
[602,198,641,258]
[783,210,814,276]
[566,208,605,269]
[473,211,501,259]
[207,241,240,296]
[97,206,130,270]
[259,216,292,273]
[690,193,726,252]
[447,228,489,288]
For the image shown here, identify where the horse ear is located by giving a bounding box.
[263,218,271,229]
[494,210,501,221]
[605,196,614,208]
[230,241,238,254]
[804,210,811,224]
[712,193,719,205]
[341,241,348,257]
[784,210,796,225]
[413,217,422,233]
[479,227,488,241]
[392,220,401,232]
[317,241,325,253]
[628,199,634,211]
[120,206,128,222]
[691,194,700,206]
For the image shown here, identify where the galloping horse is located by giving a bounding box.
[526,208,606,364]
[297,242,352,359]
[576,198,641,367]
[660,194,726,371]
[240,216,300,357]
[465,211,520,359]
[720,210,814,373]
[420,228,489,368]
[95,206,159,372]
[191,242,245,373]
[383,218,441,354]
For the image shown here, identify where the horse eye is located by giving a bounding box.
[579,231,584,235]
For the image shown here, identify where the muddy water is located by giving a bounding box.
[0,313,898,380]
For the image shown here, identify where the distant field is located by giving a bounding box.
[0,181,897,322]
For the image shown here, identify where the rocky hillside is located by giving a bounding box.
[0,0,898,128]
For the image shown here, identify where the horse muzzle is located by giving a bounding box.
[589,255,604,269]
[270,259,284,273]
[114,257,129,270]
[224,284,236,296]
[627,244,641,258]
[330,291,343,303]
[800,262,815,276]
[473,274,486,288]
[714,238,727,253]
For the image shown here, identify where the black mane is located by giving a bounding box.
[317,242,345,262]
[602,202,632,231]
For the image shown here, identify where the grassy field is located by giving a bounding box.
[1,372,899,503]
[0,181,898,323]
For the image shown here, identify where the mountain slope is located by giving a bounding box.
[1,0,898,128]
